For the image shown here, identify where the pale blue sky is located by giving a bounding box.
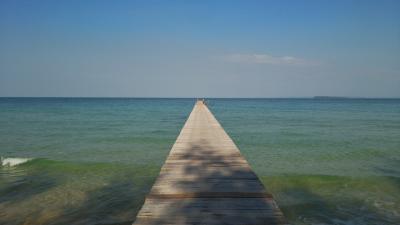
[0,0,399,97]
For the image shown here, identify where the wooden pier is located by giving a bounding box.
[133,100,286,225]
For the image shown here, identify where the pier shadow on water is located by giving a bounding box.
[276,186,398,225]
[263,171,400,224]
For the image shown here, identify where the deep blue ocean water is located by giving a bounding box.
[0,98,399,225]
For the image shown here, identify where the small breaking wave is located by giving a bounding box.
[1,157,33,167]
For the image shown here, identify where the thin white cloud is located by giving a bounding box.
[223,53,318,66]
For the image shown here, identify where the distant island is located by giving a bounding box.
[313,96,351,99]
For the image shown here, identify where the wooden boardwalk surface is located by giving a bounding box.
[133,100,286,225]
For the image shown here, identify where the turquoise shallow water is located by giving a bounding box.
[0,98,399,225]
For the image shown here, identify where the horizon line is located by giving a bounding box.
[1,96,400,99]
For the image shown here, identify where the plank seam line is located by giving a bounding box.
[146,192,274,199]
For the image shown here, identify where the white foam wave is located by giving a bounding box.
[1,157,32,167]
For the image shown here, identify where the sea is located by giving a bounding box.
[0,98,399,225]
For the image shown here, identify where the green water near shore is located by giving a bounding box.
[0,98,399,224]
[0,159,158,225]
[1,160,398,225]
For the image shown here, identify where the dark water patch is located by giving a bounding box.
[48,177,153,225]
[0,167,59,204]
[261,175,400,225]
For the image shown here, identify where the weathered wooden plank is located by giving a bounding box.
[135,198,285,225]
[133,100,286,225]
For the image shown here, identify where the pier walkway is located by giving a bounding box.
[133,100,286,225]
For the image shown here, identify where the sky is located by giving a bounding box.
[0,0,399,97]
